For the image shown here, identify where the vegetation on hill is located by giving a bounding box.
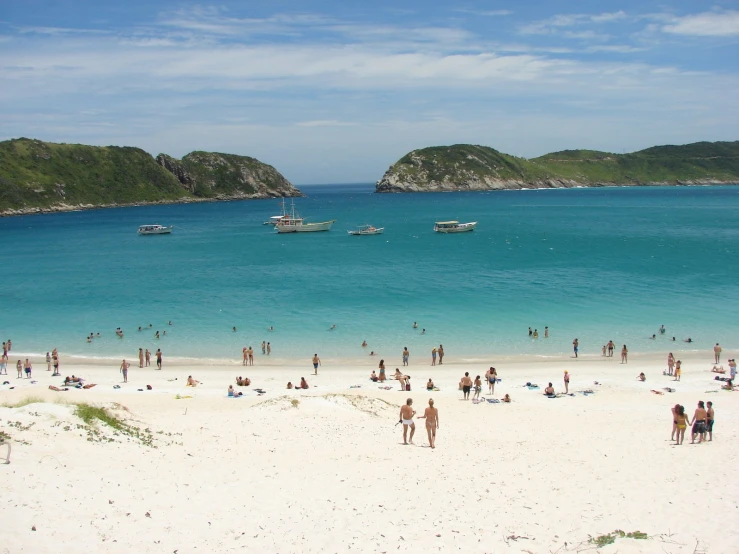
[0,138,299,214]
[376,141,739,192]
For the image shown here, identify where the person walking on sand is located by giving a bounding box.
[473,375,482,400]
[706,401,715,441]
[399,398,416,445]
[670,404,680,441]
[437,344,444,365]
[156,349,162,370]
[145,349,151,367]
[461,372,473,400]
[24,358,32,379]
[691,401,708,444]
[431,347,437,366]
[621,345,628,364]
[312,353,321,375]
[120,359,129,383]
[573,338,579,358]
[564,370,570,393]
[714,343,722,364]
[16,360,22,378]
[402,347,409,367]
[417,398,439,448]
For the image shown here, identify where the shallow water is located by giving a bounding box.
[2,184,738,362]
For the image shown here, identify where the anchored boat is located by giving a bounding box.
[348,224,384,236]
[433,221,476,233]
[274,200,335,233]
[138,224,172,235]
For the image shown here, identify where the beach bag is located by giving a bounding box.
[405,383,411,391]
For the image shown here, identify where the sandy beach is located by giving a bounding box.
[1,349,738,553]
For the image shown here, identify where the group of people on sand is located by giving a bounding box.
[236,376,251,387]
[242,347,254,366]
[671,401,714,445]
[399,397,439,448]
[287,378,309,389]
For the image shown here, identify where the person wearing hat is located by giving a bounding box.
[563,370,570,394]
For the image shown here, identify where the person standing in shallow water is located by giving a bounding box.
[431,347,437,366]
[145,349,151,367]
[156,349,162,370]
[399,398,416,445]
[572,338,579,358]
[402,347,409,366]
[417,398,439,449]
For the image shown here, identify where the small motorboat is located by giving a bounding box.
[433,221,477,233]
[348,224,384,236]
[138,224,173,235]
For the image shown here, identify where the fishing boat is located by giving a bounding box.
[348,224,384,236]
[433,221,477,233]
[274,200,335,233]
[138,224,173,235]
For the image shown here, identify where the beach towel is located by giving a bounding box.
[526,384,539,389]
[486,398,500,403]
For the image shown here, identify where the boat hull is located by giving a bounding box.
[138,226,173,235]
[348,228,384,235]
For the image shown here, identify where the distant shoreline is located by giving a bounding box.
[0,191,303,218]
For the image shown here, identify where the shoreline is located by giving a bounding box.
[0,190,304,218]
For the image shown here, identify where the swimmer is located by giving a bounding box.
[421,329,425,334]
[268,326,274,332]
[330,324,336,330]
[362,340,368,348]
[413,322,418,329]
[233,326,237,332]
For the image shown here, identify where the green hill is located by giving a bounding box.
[0,138,300,215]
[376,141,739,192]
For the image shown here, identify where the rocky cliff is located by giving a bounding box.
[155,151,298,199]
[0,138,301,216]
[375,142,739,193]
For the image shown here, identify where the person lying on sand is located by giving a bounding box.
[638,372,646,382]
[544,383,555,396]
[82,383,96,389]
[48,385,68,391]
[187,376,199,387]
[63,375,83,385]
[712,365,725,374]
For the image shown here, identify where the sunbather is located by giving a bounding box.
[187,376,199,387]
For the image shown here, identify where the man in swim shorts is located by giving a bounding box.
[399,398,416,445]
[461,372,473,400]
[573,338,579,358]
[312,354,321,375]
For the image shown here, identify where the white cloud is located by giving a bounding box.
[662,10,739,36]
[519,11,629,36]
[453,9,513,17]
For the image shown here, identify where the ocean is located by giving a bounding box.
[3,184,738,363]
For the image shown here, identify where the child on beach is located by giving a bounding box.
[473,375,482,400]
[674,360,682,381]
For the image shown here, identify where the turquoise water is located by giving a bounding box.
[3,184,739,362]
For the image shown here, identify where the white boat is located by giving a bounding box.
[274,200,335,233]
[433,220,477,233]
[138,224,173,235]
[348,224,384,236]
[263,215,285,226]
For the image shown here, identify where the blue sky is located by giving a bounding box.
[1,1,738,184]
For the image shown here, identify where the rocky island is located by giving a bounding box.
[0,138,301,216]
[375,141,739,193]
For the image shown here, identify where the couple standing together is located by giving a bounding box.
[399,398,439,448]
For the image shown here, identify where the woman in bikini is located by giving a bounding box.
[417,398,439,449]
[674,405,689,445]
[691,401,707,444]
[667,353,675,375]
[621,345,628,364]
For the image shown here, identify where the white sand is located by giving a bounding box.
[1,350,738,553]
